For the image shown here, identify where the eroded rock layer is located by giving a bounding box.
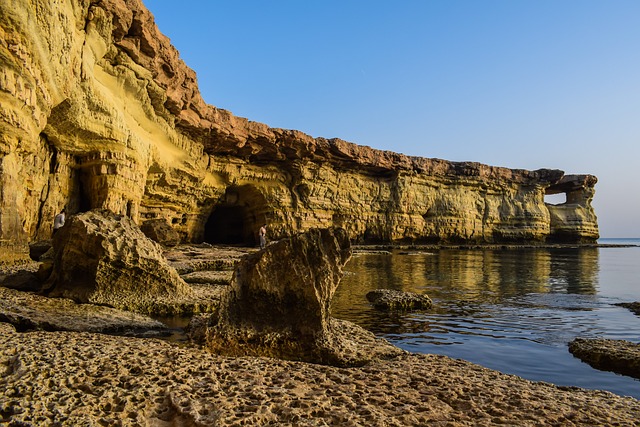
[1,323,639,426]
[0,0,599,260]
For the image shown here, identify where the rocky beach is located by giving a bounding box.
[3,320,640,427]
[2,223,640,426]
[1,0,638,425]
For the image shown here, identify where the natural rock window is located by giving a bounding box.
[544,193,567,205]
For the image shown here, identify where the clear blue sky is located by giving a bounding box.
[145,0,640,238]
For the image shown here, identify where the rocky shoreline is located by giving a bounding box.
[2,321,640,426]
[1,234,640,425]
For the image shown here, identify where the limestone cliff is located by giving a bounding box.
[0,0,599,259]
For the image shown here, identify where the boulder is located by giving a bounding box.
[568,338,640,379]
[0,269,42,292]
[366,289,433,311]
[205,227,404,366]
[140,219,181,247]
[43,209,194,315]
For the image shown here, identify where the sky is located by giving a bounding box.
[144,1,640,238]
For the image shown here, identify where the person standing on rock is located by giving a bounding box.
[259,224,267,249]
[53,208,66,235]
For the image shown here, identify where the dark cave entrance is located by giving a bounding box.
[76,176,92,213]
[203,185,268,246]
[204,205,251,244]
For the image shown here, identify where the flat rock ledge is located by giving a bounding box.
[569,338,640,379]
[0,287,169,337]
[366,289,434,310]
[1,323,639,426]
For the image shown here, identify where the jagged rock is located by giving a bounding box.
[0,0,599,263]
[366,289,433,311]
[0,286,169,337]
[616,302,640,316]
[568,338,640,379]
[185,313,210,344]
[140,219,181,247]
[43,209,195,315]
[205,227,404,366]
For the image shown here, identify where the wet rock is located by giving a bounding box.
[616,302,640,316]
[0,287,169,336]
[43,209,195,315]
[205,227,404,366]
[140,219,181,247]
[568,338,640,379]
[366,289,433,311]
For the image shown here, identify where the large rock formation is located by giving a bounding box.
[0,0,599,262]
[43,209,196,314]
[206,227,404,366]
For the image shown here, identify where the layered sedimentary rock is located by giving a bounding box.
[0,286,169,336]
[0,0,599,261]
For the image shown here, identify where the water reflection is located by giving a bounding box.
[333,247,600,326]
[333,247,640,398]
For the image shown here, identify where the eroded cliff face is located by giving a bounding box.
[0,0,599,258]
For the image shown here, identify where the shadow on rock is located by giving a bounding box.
[202,227,405,367]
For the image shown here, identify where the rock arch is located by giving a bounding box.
[203,185,269,245]
[544,175,599,242]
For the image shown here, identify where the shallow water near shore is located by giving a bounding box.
[332,238,640,399]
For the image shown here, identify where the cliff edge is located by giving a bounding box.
[0,0,599,259]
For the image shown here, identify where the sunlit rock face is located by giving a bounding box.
[0,0,599,259]
[43,209,193,314]
[204,227,405,366]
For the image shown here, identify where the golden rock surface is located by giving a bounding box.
[0,0,599,260]
[1,323,638,426]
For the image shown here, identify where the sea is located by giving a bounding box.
[332,238,640,399]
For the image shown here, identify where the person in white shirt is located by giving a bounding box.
[53,208,66,235]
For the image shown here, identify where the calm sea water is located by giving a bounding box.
[332,238,640,399]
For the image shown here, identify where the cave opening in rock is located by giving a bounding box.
[75,173,92,213]
[204,205,250,244]
[203,185,268,246]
